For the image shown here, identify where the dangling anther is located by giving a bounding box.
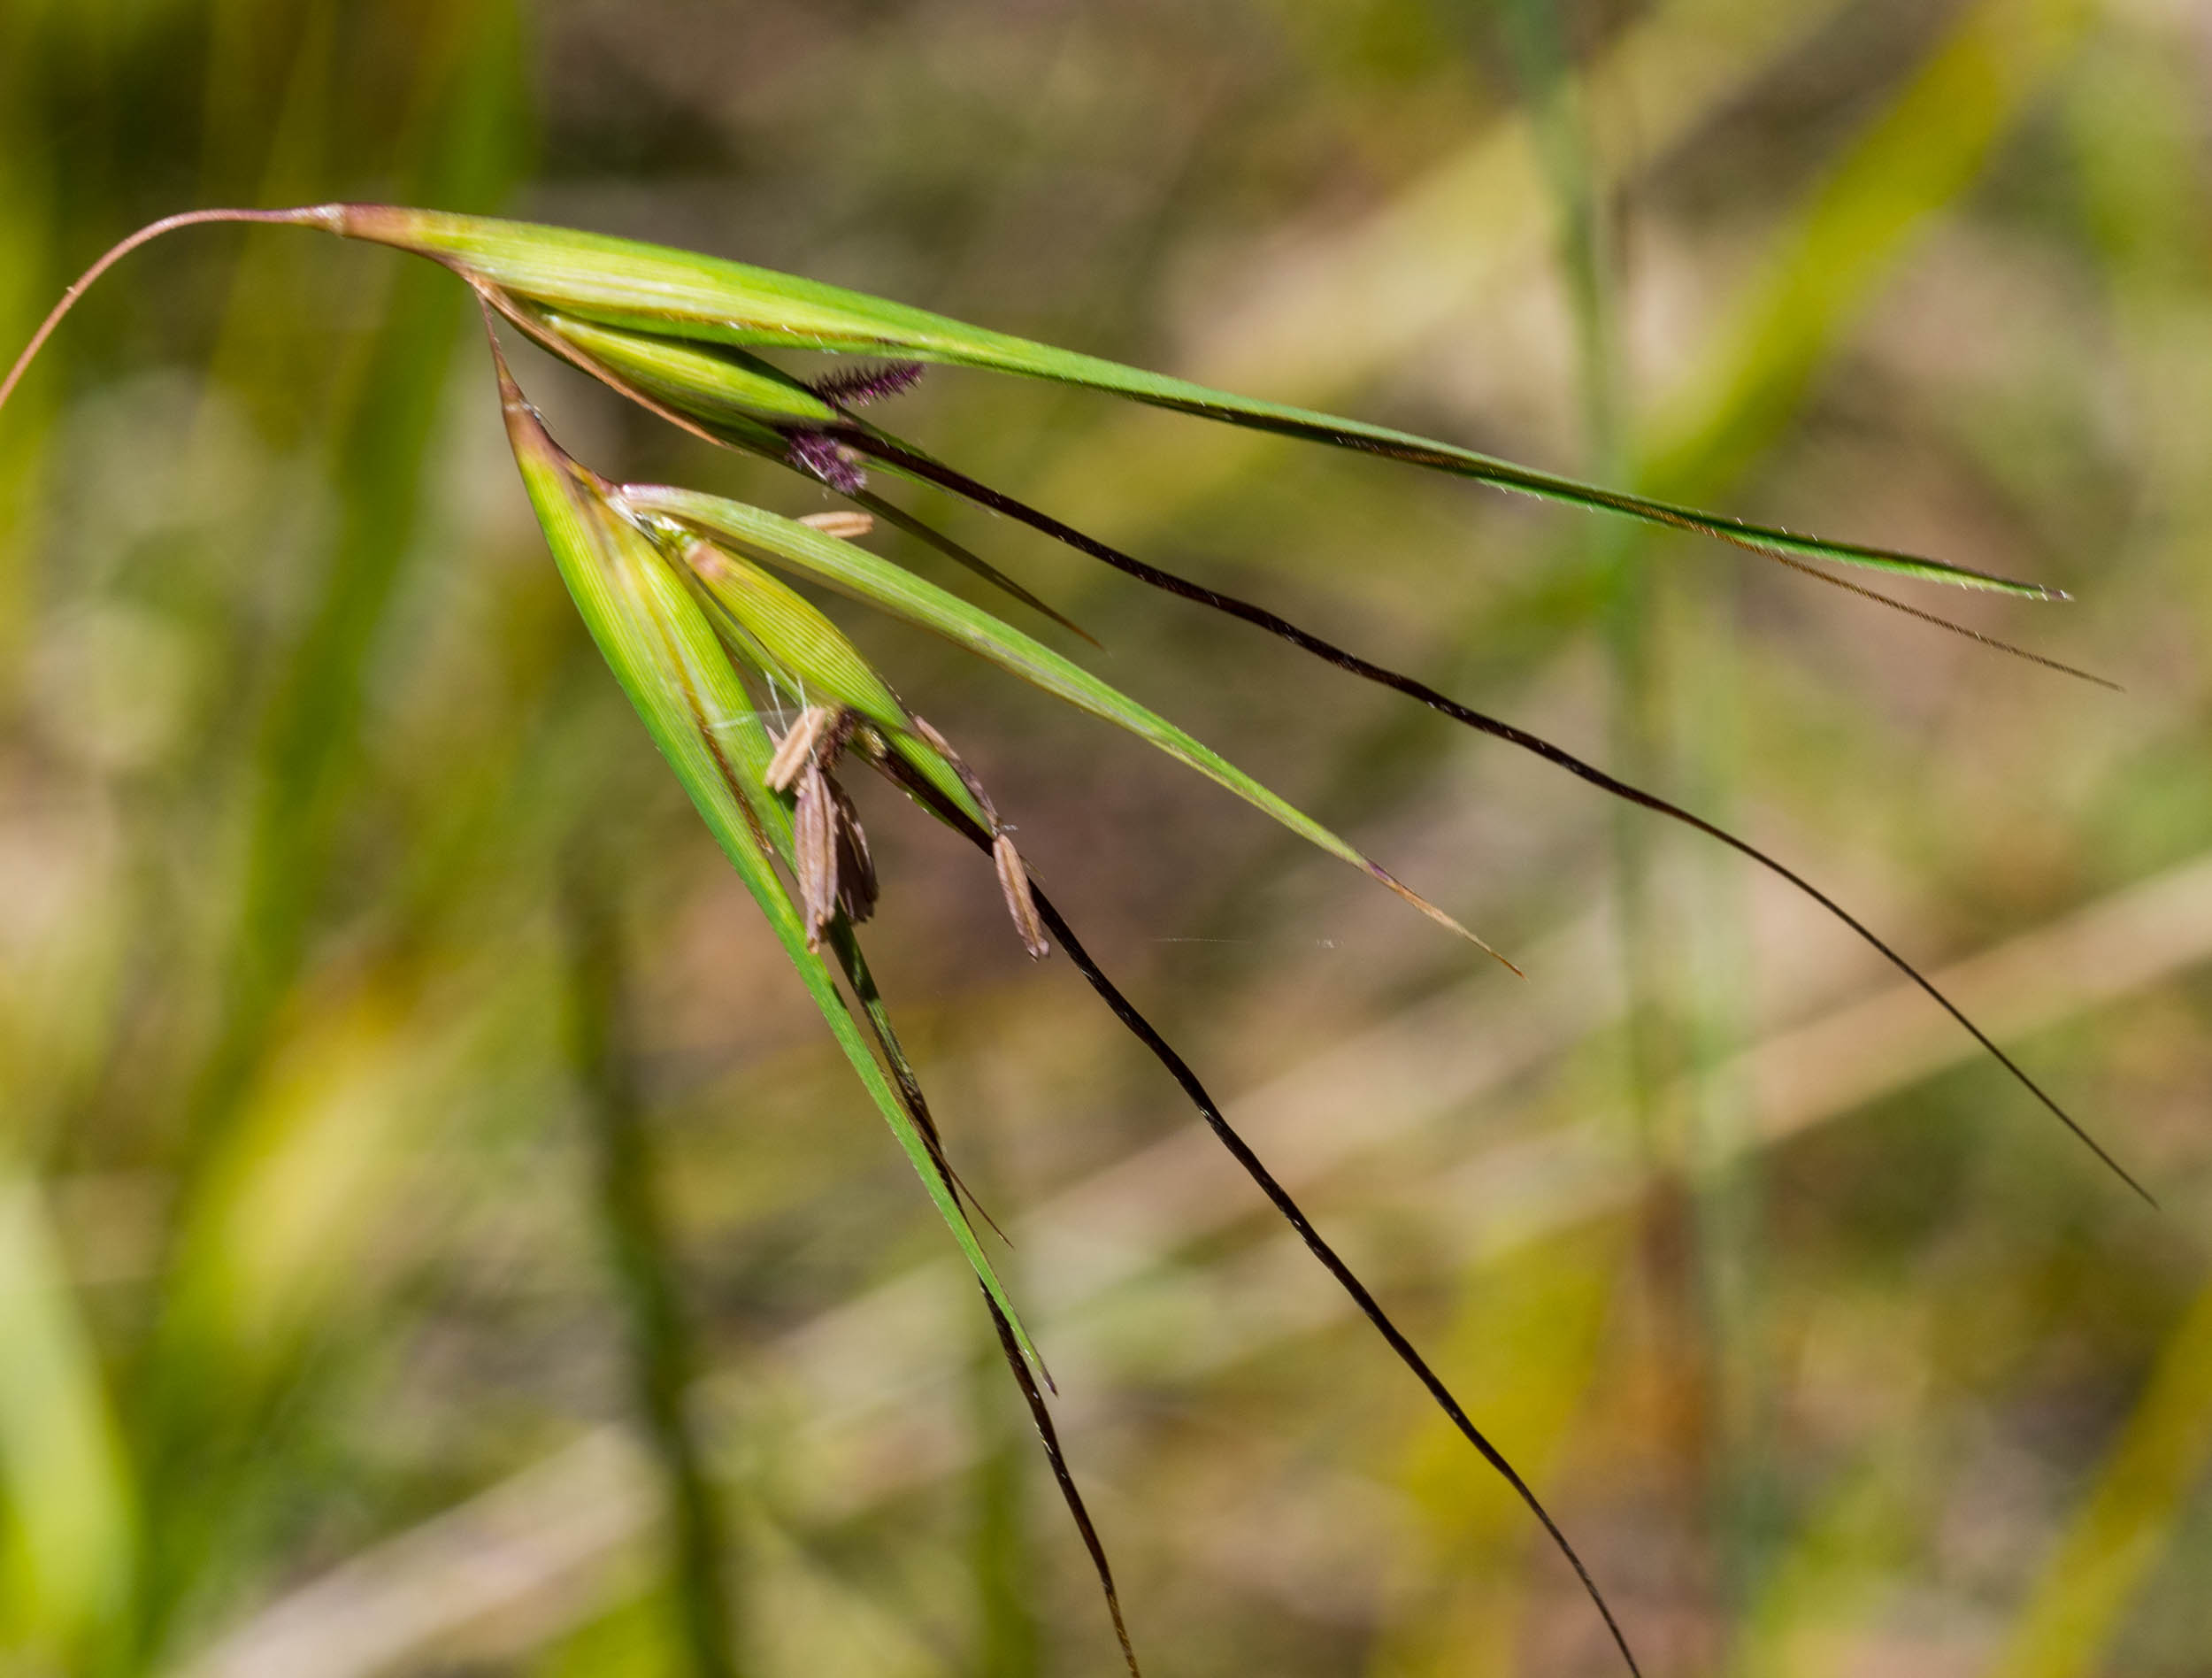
[794,762,839,950]
[994,832,1048,959]
[768,704,844,793]
[910,713,1002,827]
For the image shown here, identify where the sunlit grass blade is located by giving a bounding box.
[619,482,1510,966]
[845,487,1100,648]
[866,758,1642,1678]
[501,302,1095,643]
[510,357,1124,1647]
[715,445,2149,1202]
[324,204,2059,596]
[672,538,984,827]
[4,204,2062,597]
[0,1181,137,1662]
[843,427,2103,686]
[492,337,1043,1368]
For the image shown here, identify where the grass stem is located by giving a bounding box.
[565,863,741,1678]
[0,207,333,420]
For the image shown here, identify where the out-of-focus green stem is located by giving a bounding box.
[1491,1,1659,1137]
[1502,4,1759,1665]
[0,5,55,667]
[970,1277,1041,1678]
[125,5,527,1661]
[565,863,741,1678]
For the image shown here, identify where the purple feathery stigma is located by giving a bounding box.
[810,360,926,408]
[787,429,867,494]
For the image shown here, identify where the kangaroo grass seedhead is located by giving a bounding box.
[488,328,1059,1373]
[6,202,2162,1678]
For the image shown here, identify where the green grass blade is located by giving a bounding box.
[0,1180,137,1660]
[561,865,740,1678]
[495,303,1092,641]
[844,485,1099,647]
[674,541,908,727]
[1988,1274,2212,1678]
[676,538,988,827]
[523,304,840,427]
[495,349,1042,1369]
[329,204,2055,596]
[620,482,1506,961]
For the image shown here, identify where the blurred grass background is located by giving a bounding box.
[3,0,2211,1673]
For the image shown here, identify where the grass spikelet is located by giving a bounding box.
[487,327,1048,1373]
[645,486,1514,966]
[829,774,879,925]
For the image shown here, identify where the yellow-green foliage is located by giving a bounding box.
[0,2,2207,1675]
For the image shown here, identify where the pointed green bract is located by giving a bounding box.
[842,482,1097,644]
[332,204,2054,597]
[681,542,909,725]
[489,302,1090,640]
[620,482,1498,953]
[679,539,989,827]
[523,305,841,428]
[496,363,1041,1367]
